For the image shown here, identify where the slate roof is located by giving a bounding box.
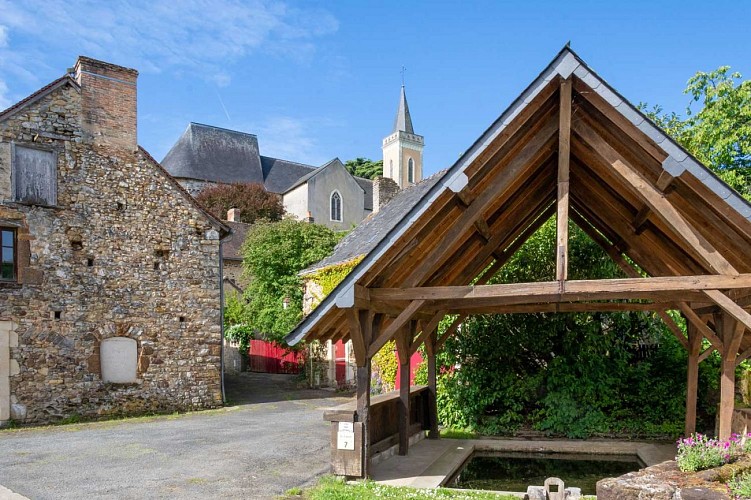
[222,221,251,261]
[356,177,374,211]
[260,156,316,193]
[393,86,415,134]
[301,170,446,275]
[161,123,265,185]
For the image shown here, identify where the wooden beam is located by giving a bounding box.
[573,119,738,276]
[474,219,492,242]
[369,274,751,302]
[400,116,559,288]
[656,171,675,192]
[719,312,743,440]
[704,289,751,333]
[632,206,651,234]
[356,360,371,478]
[680,304,723,352]
[367,300,426,358]
[556,78,572,282]
[737,346,751,367]
[433,301,680,315]
[395,326,412,456]
[699,348,716,364]
[436,315,466,350]
[686,322,701,437]
[410,310,445,356]
[425,332,439,439]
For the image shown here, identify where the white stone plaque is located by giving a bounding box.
[337,430,355,450]
[338,422,353,432]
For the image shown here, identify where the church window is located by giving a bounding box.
[408,158,415,183]
[330,191,342,222]
[12,145,57,206]
[0,229,15,281]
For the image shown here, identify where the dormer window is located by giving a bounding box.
[408,158,415,184]
[330,191,342,222]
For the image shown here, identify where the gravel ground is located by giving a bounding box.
[0,372,352,499]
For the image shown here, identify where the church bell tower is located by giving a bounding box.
[382,85,424,188]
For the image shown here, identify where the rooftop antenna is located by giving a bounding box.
[401,65,406,87]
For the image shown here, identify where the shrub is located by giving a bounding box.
[728,472,751,499]
[675,433,750,472]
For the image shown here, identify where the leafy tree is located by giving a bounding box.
[239,219,343,344]
[642,66,751,199]
[195,182,285,223]
[344,158,383,180]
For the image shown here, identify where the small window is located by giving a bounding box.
[0,229,15,281]
[389,159,393,177]
[100,337,138,383]
[408,158,415,184]
[330,191,342,222]
[13,145,57,206]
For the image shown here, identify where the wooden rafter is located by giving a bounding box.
[366,300,425,357]
[556,78,572,282]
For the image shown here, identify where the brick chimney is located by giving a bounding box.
[227,208,240,222]
[73,56,138,151]
[373,176,400,213]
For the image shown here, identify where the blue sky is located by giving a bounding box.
[1,0,750,177]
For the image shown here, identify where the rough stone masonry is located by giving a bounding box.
[0,56,228,425]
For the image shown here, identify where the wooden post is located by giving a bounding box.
[685,321,701,437]
[395,325,412,455]
[425,331,439,439]
[718,312,743,440]
[556,78,572,282]
[356,361,371,478]
[355,309,375,478]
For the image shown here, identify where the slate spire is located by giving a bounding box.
[392,85,415,134]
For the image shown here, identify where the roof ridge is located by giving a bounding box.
[260,155,316,170]
[0,75,79,122]
[189,122,258,138]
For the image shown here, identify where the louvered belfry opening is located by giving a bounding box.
[286,48,751,478]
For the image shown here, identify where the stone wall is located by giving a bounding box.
[373,176,400,213]
[0,58,224,425]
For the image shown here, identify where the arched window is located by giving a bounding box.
[330,191,342,222]
[389,159,393,177]
[408,158,415,183]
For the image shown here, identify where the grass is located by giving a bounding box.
[279,476,519,499]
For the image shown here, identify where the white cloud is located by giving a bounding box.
[0,0,338,93]
[0,79,10,109]
[248,115,333,165]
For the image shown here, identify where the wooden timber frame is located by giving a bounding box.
[286,47,751,478]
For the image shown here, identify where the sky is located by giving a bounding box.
[1,0,750,177]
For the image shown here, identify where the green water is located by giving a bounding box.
[450,451,643,495]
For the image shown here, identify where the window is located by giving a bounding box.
[330,191,342,222]
[389,159,393,177]
[0,229,15,281]
[12,145,57,206]
[408,158,415,183]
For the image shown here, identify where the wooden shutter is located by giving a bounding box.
[13,145,57,206]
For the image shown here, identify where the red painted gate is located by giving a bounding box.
[248,340,304,374]
[334,340,347,385]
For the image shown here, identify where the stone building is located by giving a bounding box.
[0,56,229,426]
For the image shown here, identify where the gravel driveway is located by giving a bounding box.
[0,372,351,499]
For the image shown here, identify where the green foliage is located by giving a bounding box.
[434,220,703,438]
[729,472,751,499]
[225,324,253,357]
[299,475,518,500]
[239,219,343,344]
[344,158,383,180]
[224,291,249,327]
[195,182,285,223]
[306,257,363,310]
[641,66,751,200]
[372,340,398,394]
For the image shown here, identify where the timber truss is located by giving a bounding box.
[286,47,751,476]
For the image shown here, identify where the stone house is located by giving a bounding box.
[0,56,230,426]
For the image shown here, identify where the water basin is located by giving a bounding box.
[448,451,644,495]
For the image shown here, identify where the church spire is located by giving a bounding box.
[392,85,414,134]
